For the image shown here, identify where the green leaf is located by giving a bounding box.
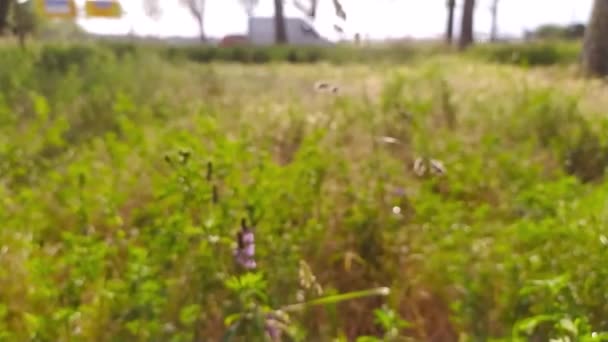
[224,313,242,327]
[179,304,201,326]
[374,306,411,331]
[0,305,7,319]
[281,287,390,312]
[557,317,578,336]
[520,274,570,297]
[225,273,266,293]
[51,308,73,322]
[356,337,382,342]
[513,314,559,337]
[222,321,241,342]
[31,92,50,123]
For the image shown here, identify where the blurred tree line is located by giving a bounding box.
[0,0,36,45]
[1,0,608,77]
[446,0,608,76]
[0,0,85,46]
[525,23,586,41]
[143,0,344,44]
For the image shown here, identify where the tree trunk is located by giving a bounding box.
[274,0,287,44]
[459,0,475,50]
[183,0,206,42]
[332,0,346,20]
[582,0,608,76]
[196,15,205,41]
[446,0,456,44]
[490,0,499,42]
[0,0,12,36]
[17,30,25,49]
[294,0,316,19]
[310,0,318,18]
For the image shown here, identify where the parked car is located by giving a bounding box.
[219,34,249,47]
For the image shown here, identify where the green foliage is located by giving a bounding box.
[10,39,585,68]
[506,274,608,341]
[75,40,451,65]
[468,41,581,66]
[1,42,608,341]
[527,23,586,41]
[161,43,435,65]
[11,0,37,35]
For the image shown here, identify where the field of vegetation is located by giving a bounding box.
[2,42,608,341]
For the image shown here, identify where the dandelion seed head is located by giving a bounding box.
[377,287,391,296]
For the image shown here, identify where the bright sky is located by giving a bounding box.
[78,0,594,40]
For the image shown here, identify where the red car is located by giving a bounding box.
[219,35,249,47]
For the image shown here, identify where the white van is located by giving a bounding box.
[247,17,332,46]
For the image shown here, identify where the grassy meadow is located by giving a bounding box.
[2,42,608,341]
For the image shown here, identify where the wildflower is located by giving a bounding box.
[389,186,407,197]
[163,322,176,333]
[234,219,256,270]
[265,313,282,341]
[264,311,289,341]
[376,136,401,145]
[298,260,323,296]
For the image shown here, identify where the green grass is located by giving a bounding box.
[2,42,608,341]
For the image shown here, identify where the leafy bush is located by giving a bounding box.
[468,41,581,66]
[525,23,586,41]
[98,41,444,65]
[23,40,585,68]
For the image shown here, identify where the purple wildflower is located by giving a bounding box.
[242,230,254,244]
[264,313,283,341]
[244,243,254,256]
[234,220,256,270]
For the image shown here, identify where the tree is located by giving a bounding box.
[0,0,37,46]
[181,0,206,41]
[12,0,36,48]
[143,0,205,41]
[445,0,456,44]
[583,0,608,76]
[294,0,345,21]
[293,0,346,34]
[489,0,499,42]
[0,0,13,35]
[273,0,287,44]
[143,0,162,20]
[238,0,259,37]
[331,0,346,20]
[238,0,259,18]
[458,0,475,50]
[274,0,347,45]
[294,0,318,19]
